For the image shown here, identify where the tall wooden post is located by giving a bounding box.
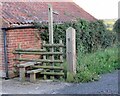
[48,4,53,44]
[48,4,54,79]
[66,27,76,74]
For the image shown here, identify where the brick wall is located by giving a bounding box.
[6,28,41,77]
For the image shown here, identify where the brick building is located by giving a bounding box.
[0,2,96,78]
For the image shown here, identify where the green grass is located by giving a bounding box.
[64,46,119,82]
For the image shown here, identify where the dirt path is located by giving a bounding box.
[1,70,119,94]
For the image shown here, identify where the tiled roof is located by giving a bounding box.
[2,2,97,26]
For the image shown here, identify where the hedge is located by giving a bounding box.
[34,19,117,55]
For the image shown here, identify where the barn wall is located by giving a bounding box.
[6,28,42,77]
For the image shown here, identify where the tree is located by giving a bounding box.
[113,19,120,32]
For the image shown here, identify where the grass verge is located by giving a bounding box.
[64,46,119,82]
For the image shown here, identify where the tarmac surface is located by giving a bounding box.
[1,70,119,94]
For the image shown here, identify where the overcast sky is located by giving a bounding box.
[74,0,119,19]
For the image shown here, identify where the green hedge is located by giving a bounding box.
[34,19,116,55]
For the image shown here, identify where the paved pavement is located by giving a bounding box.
[1,70,119,94]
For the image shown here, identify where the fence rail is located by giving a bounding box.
[43,44,64,47]
[14,58,64,63]
[13,51,63,55]
[15,49,46,52]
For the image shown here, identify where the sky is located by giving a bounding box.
[74,0,119,19]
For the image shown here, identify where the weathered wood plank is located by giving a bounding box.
[15,49,46,52]
[41,72,64,76]
[66,27,76,74]
[43,41,47,80]
[19,67,25,82]
[48,4,53,44]
[17,62,35,68]
[59,40,63,79]
[33,66,64,70]
[27,69,43,74]
[43,44,64,47]
[30,73,36,82]
[14,58,64,63]
[13,51,63,55]
[50,45,55,79]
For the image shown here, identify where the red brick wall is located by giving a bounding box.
[6,28,42,77]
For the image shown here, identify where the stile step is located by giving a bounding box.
[27,69,43,74]
[17,62,35,68]
[33,66,64,70]
[41,72,64,76]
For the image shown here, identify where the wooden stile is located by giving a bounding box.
[13,40,64,81]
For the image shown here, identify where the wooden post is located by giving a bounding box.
[30,73,36,83]
[66,27,76,74]
[48,4,53,44]
[48,4,54,80]
[18,43,25,81]
[43,41,47,80]
[19,67,25,81]
[18,43,21,59]
[59,40,63,79]
[49,45,54,80]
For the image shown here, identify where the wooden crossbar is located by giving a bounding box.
[33,66,64,70]
[41,72,64,76]
[43,44,64,47]
[14,58,64,63]
[15,49,46,52]
[13,51,63,55]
